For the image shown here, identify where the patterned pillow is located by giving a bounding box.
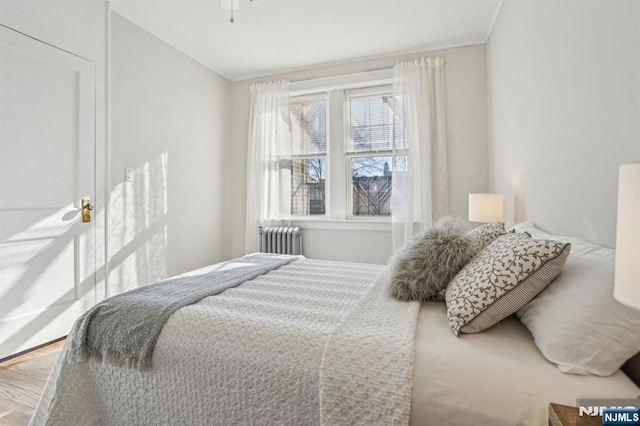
[467,222,505,254]
[445,233,571,336]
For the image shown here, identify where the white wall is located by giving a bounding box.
[487,0,640,247]
[109,13,233,293]
[231,45,489,264]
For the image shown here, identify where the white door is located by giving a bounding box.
[0,25,96,359]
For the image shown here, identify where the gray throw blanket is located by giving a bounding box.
[70,253,300,370]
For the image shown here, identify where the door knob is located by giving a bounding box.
[82,199,94,222]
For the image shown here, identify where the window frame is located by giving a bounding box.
[343,85,406,220]
[288,93,329,220]
[287,69,396,228]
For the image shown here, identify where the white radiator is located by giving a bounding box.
[259,226,302,255]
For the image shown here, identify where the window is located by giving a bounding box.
[289,94,327,216]
[345,87,405,217]
[288,72,403,223]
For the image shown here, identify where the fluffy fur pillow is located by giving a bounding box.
[387,216,476,301]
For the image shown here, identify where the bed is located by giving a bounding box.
[412,304,639,425]
[30,226,640,426]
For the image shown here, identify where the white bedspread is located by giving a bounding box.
[32,258,419,426]
[321,268,420,425]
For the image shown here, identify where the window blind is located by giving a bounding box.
[346,87,404,154]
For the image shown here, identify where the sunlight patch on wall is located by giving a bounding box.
[109,152,169,295]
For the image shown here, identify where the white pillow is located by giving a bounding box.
[512,222,640,376]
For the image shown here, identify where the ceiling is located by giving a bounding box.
[109,0,503,81]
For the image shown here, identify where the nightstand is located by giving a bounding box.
[548,403,602,426]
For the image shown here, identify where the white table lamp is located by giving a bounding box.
[614,163,640,310]
[468,193,504,223]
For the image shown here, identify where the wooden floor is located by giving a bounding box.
[0,341,64,426]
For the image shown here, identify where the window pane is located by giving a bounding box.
[290,95,326,156]
[351,156,404,217]
[348,90,403,153]
[291,158,326,215]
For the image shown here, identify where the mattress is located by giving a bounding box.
[32,257,639,425]
[410,302,640,425]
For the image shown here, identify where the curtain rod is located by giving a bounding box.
[290,68,393,96]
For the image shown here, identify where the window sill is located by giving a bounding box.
[289,218,392,232]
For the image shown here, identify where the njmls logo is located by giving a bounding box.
[577,397,640,421]
[580,406,639,417]
[602,408,640,425]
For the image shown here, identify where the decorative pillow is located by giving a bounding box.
[445,232,571,336]
[513,222,640,376]
[387,216,476,301]
[467,222,505,254]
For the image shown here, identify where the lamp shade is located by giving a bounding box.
[468,193,504,223]
[614,163,640,310]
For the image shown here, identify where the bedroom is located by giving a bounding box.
[1,0,639,425]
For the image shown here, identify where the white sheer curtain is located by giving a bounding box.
[391,57,448,251]
[245,80,292,253]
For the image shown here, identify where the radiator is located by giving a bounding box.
[259,226,302,255]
